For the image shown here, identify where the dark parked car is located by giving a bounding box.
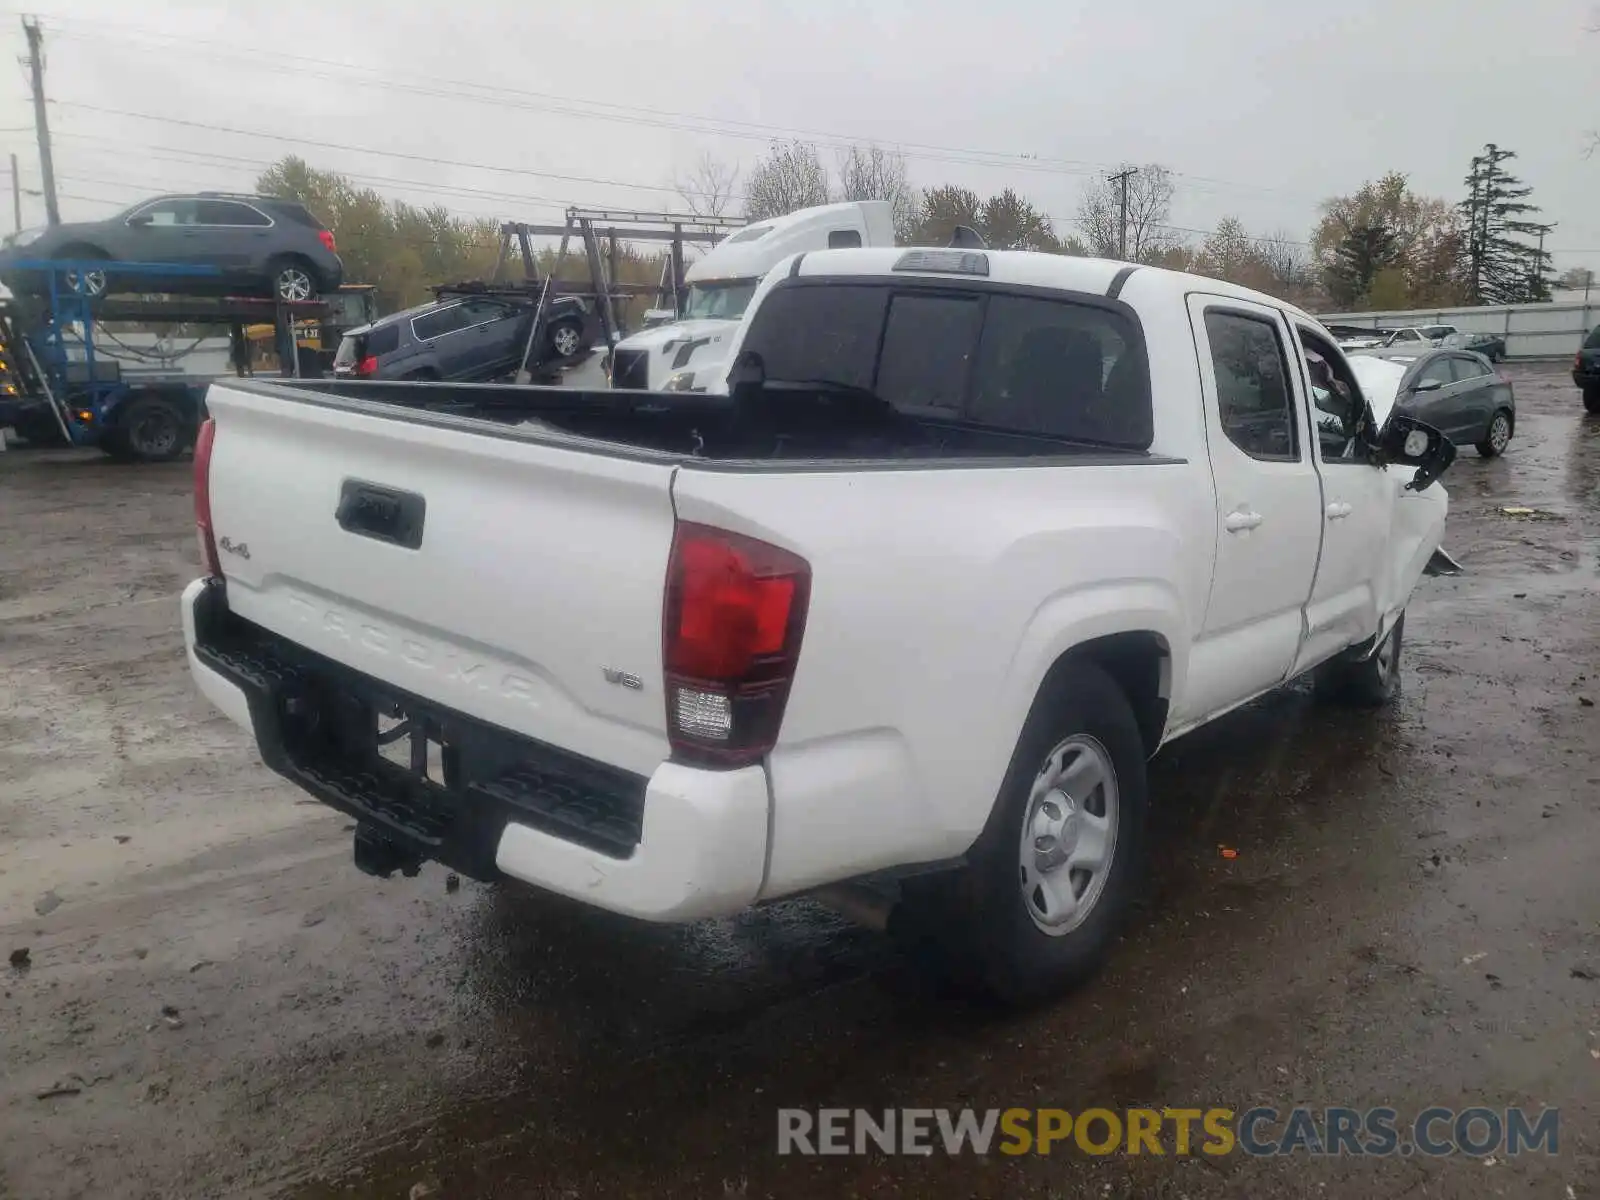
[1441,330,1507,361]
[1572,324,1600,414]
[332,288,590,382]
[1391,348,1516,457]
[0,193,343,301]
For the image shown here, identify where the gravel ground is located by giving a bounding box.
[1,363,1596,1199]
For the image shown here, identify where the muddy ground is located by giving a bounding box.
[1,363,1597,1199]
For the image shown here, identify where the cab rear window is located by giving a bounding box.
[740,281,1151,449]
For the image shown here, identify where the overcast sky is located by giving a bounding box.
[1,0,1597,270]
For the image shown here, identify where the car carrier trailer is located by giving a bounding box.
[0,258,327,462]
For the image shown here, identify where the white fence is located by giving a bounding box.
[1318,301,1596,360]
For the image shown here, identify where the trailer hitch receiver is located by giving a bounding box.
[352,824,423,879]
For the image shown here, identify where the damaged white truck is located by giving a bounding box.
[183,248,1457,1005]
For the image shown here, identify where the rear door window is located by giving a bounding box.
[1203,310,1298,461]
[1415,358,1454,389]
[1448,356,1487,382]
[411,304,468,341]
[1584,325,1600,349]
[738,282,1151,449]
[196,200,271,226]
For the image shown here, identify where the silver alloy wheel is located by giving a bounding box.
[1018,734,1119,936]
[1488,413,1511,453]
[276,267,313,302]
[65,268,107,297]
[551,322,581,357]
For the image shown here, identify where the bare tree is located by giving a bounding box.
[1075,164,1179,262]
[744,140,830,222]
[1559,265,1596,291]
[1257,230,1312,294]
[672,151,740,219]
[834,143,918,240]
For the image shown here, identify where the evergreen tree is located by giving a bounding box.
[1461,144,1553,304]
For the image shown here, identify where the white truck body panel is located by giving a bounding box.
[609,200,895,393]
[186,249,1450,921]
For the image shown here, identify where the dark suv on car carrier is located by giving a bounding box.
[0,192,344,301]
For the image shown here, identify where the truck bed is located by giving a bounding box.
[243,377,1172,466]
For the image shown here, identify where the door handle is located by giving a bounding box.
[1224,508,1263,533]
[1326,502,1353,520]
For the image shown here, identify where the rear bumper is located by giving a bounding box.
[1572,370,1600,390]
[180,578,768,921]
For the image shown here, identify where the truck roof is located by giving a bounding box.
[686,201,894,285]
[787,247,1325,330]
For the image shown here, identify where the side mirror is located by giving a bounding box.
[127,213,152,228]
[1379,413,1456,491]
[1411,378,1443,393]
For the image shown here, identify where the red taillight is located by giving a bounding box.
[663,522,810,767]
[356,355,378,377]
[194,417,221,578]
[318,229,336,254]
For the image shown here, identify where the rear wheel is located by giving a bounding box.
[1585,386,1600,415]
[1476,408,1513,457]
[268,257,319,302]
[912,662,1149,1007]
[1315,611,1404,707]
[108,394,191,463]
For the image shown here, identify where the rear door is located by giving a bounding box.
[1185,296,1324,715]
[1447,354,1496,439]
[192,199,274,278]
[408,304,472,376]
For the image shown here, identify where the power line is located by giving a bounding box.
[13,11,1320,201]
[52,102,741,201]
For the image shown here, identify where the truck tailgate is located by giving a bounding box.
[203,385,677,777]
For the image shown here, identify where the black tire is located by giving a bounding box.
[267,256,320,303]
[1476,408,1513,458]
[1585,387,1600,415]
[546,317,583,360]
[915,662,1149,1007]
[110,393,191,463]
[1315,611,1405,707]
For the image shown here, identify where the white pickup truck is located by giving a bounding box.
[608,199,896,393]
[183,248,1457,1005]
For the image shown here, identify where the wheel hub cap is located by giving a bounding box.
[1018,735,1119,936]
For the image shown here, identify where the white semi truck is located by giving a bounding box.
[608,200,896,394]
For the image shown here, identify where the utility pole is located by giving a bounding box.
[9,153,19,233]
[1109,167,1137,261]
[22,16,60,226]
